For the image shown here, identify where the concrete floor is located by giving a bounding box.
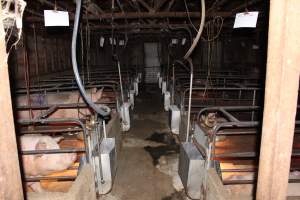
[98,84,300,200]
[101,84,186,200]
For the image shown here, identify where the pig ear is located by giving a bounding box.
[95,87,104,100]
[53,136,64,143]
[91,87,97,94]
[35,141,47,150]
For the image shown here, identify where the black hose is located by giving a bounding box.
[72,0,111,116]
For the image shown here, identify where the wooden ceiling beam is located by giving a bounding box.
[106,11,230,19]
[207,0,263,15]
[154,0,170,11]
[25,11,233,22]
[35,0,66,11]
[97,11,232,19]
[231,0,262,12]
[90,23,191,30]
[85,1,105,14]
[25,9,44,18]
[207,0,229,13]
[135,0,155,12]
[34,0,75,18]
[165,0,175,11]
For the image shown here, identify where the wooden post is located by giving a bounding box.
[256,0,300,200]
[0,7,24,200]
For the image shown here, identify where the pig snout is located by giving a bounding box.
[60,153,77,167]
[33,152,77,176]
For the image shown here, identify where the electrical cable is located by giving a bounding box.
[72,0,111,117]
[201,15,223,102]
[183,0,199,32]
[201,16,224,42]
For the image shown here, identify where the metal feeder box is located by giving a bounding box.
[96,138,117,195]
[179,142,205,199]
[129,90,135,109]
[120,102,131,131]
[164,91,171,111]
[169,105,180,134]
[162,81,166,94]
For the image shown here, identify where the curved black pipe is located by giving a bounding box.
[72,0,111,117]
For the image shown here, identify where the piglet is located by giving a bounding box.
[20,135,77,192]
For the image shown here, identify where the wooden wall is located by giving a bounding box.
[9,27,72,83]
[8,27,266,85]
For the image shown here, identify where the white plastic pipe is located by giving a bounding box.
[184,0,206,59]
[186,58,193,142]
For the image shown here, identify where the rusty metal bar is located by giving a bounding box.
[35,105,58,119]
[25,176,77,182]
[217,150,300,159]
[0,7,24,200]
[19,127,83,134]
[221,168,257,173]
[231,0,262,13]
[219,108,240,122]
[196,106,260,121]
[21,148,86,155]
[16,102,116,111]
[224,178,300,185]
[136,0,154,12]
[256,1,300,200]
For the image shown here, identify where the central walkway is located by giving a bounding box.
[101,84,185,200]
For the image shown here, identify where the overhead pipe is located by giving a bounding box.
[170,0,205,142]
[183,0,206,59]
[185,58,194,142]
[72,0,111,117]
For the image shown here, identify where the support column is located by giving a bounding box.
[0,6,24,200]
[256,0,300,200]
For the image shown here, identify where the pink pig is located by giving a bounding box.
[16,88,103,119]
[20,135,77,192]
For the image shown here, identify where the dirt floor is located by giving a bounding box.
[100,84,188,200]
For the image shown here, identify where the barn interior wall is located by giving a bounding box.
[191,32,266,75]
[8,28,72,84]
[8,29,265,84]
